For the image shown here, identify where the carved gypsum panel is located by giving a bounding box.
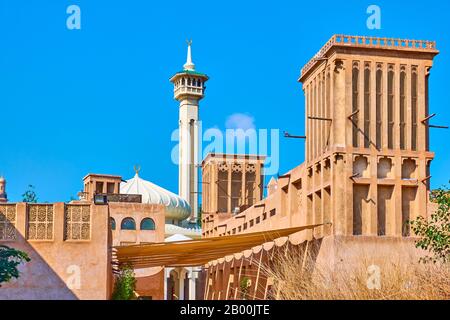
[0,205,16,240]
[64,205,91,240]
[27,205,54,240]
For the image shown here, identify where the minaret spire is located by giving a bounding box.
[183,40,195,71]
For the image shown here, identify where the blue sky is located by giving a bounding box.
[0,0,449,202]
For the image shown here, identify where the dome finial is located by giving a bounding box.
[134,164,141,176]
[183,39,195,71]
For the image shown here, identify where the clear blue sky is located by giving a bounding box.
[1,0,449,202]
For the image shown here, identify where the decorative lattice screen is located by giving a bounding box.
[0,205,17,241]
[27,205,54,240]
[64,205,91,240]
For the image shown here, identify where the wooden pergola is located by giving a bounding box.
[113,224,321,269]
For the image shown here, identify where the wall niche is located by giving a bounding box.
[377,157,393,179]
[402,158,417,180]
[353,155,369,178]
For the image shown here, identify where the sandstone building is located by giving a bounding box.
[200,35,439,299]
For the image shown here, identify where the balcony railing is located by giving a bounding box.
[301,35,437,77]
[96,193,142,203]
[78,191,142,203]
[174,85,204,97]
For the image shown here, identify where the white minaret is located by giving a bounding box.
[170,41,209,223]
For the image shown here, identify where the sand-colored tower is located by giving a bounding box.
[170,41,209,223]
[201,153,266,236]
[0,176,7,203]
[299,35,439,237]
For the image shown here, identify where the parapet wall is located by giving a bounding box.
[0,203,112,300]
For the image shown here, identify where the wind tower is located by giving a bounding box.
[170,41,209,223]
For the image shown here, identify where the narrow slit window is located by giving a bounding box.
[387,67,395,149]
[352,63,360,148]
[376,67,383,149]
[364,65,371,148]
[400,68,406,150]
[425,71,430,151]
[411,68,418,151]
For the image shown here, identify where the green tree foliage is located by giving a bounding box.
[240,276,251,300]
[112,264,136,300]
[0,245,31,287]
[410,184,450,264]
[22,185,38,203]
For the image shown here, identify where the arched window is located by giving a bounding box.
[181,78,185,85]
[121,217,136,230]
[140,218,156,230]
[110,217,116,230]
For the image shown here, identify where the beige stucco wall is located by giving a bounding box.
[109,203,165,246]
[0,203,111,300]
[109,202,166,299]
[201,35,440,300]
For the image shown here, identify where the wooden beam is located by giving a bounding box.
[421,113,436,123]
[428,124,449,129]
[283,131,306,139]
[308,115,333,122]
[347,109,360,120]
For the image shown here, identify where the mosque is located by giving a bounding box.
[0,35,443,300]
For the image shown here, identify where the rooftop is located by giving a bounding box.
[300,34,438,79]
[83,173,122,181]
[170,69,209,81]
[202,153,267,164]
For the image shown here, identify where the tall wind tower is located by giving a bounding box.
[170,41,209,223]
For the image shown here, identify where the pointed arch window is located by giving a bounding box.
[110,217,116,230]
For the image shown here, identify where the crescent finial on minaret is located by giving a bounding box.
[134,165,141,175]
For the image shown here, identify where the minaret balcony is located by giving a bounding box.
[174,85,205,99]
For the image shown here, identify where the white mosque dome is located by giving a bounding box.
[120,173,191,221]
[165,224,202,240]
